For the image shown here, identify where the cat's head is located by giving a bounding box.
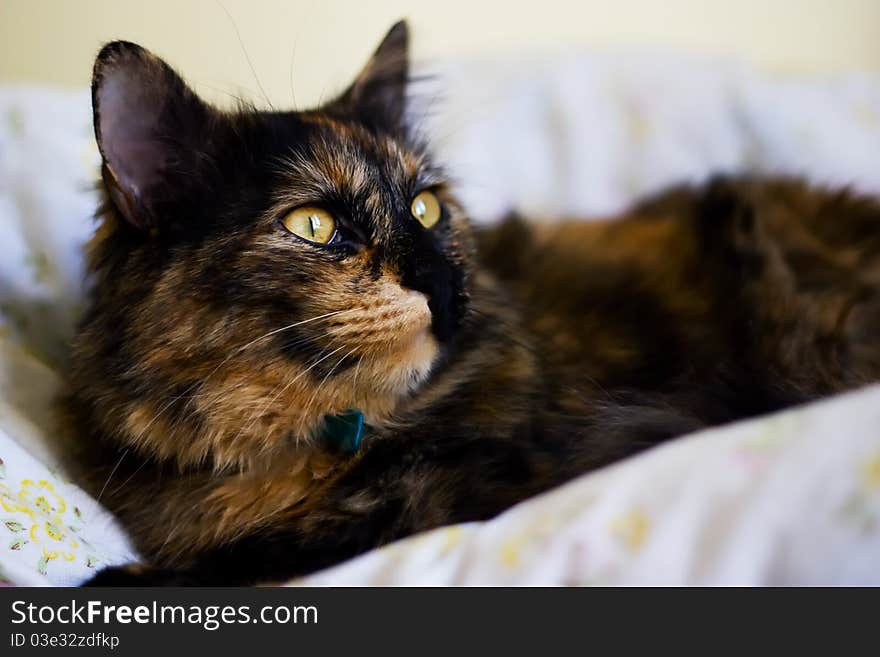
[77,21,475,470]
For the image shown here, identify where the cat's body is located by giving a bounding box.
[64,23,880,585]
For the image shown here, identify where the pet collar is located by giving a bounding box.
[320,409,365,453]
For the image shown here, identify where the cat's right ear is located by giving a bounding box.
[328,21,410,136]
[92,41,213,229]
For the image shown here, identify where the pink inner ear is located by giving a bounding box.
[98,71,167,200]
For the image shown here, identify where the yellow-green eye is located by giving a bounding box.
[281,206,337,244]
[410,190,442,229]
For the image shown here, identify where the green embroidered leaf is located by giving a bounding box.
[3,520,24,533]
[44,522,62,540]
[23,251,52,285]
[37,555,48,576]
[6,107,25,137]
[9,537,27,550]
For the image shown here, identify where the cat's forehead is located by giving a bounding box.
[269,116,443,212]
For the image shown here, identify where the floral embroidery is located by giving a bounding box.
[439,526,465,555]
[836,450,880,534]
[861,452,880,491]
[499,534,529,569]
[0,477,102,577]
[853,102,880,127]
[4,106,24,137]
[610,508,650,551]
[23,251,52,286]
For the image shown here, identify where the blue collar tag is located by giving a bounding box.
[320,409,365,453]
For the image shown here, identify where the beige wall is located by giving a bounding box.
[2,0,880,108]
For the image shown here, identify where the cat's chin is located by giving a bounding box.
[386,325,438,388]
[348,325,437,406]
[401,323,431,355]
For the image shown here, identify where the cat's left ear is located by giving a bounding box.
[330,20,409,135]
[91,41,216,229]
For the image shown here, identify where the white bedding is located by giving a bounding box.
[1,52,879,586]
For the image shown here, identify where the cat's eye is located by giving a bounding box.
[281,206,337,244]
[411,190,442,229]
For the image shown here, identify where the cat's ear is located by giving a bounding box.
[331,20,409,134]
[91,41,214,229]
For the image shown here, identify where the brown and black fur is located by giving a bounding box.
[61,22,880,585]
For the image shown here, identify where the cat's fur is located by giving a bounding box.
[62,21,880,585]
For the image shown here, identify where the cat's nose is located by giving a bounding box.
[398,233,465,344]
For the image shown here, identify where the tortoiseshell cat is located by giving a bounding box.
[64,21,880,585]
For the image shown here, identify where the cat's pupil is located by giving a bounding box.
[308,214,321,237]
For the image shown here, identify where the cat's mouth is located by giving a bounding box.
[359,292,438,395]
[320,285,438,392]
[373,299,436,367]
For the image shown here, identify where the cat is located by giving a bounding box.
[61,20,880,585]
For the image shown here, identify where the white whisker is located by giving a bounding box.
[97,448,129,503]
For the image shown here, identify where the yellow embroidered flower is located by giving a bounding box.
[860,452,880,491]
[497,513,562,569]
[1,479,84,574]
[8,479,68,517]
[499,534,529,569]
[439,526,465,555]
[610,508,651,551]
[853,102,880,127]
[29,519,78,563]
